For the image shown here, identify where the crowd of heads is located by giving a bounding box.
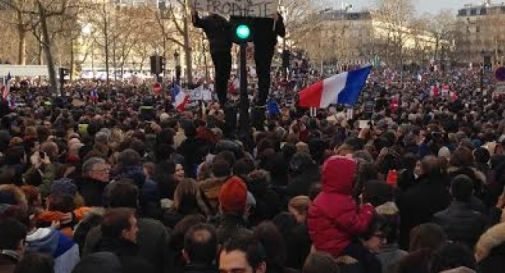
[0,66,505,273]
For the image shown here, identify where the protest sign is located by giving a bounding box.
[188,85,213,101]
[189,85,203,101]
[202,89,213,101]
[190,0,278,18]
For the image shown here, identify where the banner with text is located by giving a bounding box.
[189,85,213,101]
[190,0,278,18]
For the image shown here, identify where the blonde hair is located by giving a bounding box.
[475,223,505,262]
[288,195,311,216]
[110,128,125,144]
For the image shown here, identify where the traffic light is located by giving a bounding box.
[484,55,492,71]
[236,24,251,41]
[161,56,166,73]
[231,18,253,44]
[150,55,165,75]
[59,68,69,83]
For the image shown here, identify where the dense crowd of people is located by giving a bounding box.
[1,65,505,273]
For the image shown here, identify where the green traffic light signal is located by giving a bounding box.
[235,24,251,41]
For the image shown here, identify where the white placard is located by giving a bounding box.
[190,0,278,18]
[190,85,203,101]
[202,89,213,101]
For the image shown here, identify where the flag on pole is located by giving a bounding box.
[298,65,371,108]
[228,77,239,95]
[1,73,12,100]
[90,88,98,103]
[266,98,280,117]
[171,84,189,112]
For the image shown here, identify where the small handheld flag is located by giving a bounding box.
[1,73,12,101]
[171,84,189,112]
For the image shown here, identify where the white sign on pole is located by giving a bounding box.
[202,89,213,101]
[190,0,278,18]
[190,85,203,101]
[189,85,214,101]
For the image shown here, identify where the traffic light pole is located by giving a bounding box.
[238,43,249,137]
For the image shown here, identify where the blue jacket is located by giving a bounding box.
[26,228,80,273]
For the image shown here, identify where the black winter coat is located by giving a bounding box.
[397,174,451,249]
[78,177,108,207]
[192,13,232,54]
[84,218,172,273]
[177,137,207,178]
[247,180,282,226]
[286,165,320,198]
[433,201,488,249]
[95,237,155,273]
[272,213,311,270]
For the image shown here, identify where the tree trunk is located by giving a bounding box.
[17,22,26,65]
[182,2,193,86]
[38,42,43,65]
[204,45,209,82]
[101,4,110,85]
[38,2,58,95]
[434,37,440,61]
[70,37,75,81]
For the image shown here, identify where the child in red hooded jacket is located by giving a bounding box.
[308,155,374,257]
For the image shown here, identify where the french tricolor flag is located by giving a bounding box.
[90,88,98,103]
[1,72,12,101]
[171,84,189,111]
[298,65,371,108]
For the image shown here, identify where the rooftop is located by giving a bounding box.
[316,9,372,21]
[457,2,505,16]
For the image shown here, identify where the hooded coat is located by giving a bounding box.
[307,156,374,257]
[26,227,80,273]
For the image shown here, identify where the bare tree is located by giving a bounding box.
[0,9,20,64]
[427,10,456,62]
[0,0,34,65]
[155,0,194,85]
[85,0,118,85]
[375,0,415,69]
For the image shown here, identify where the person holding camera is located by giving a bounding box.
[23,142,59,199]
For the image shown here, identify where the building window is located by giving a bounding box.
[476,26,480,33]
[458,9,467,16]
[470,9,477,15]
[481,8,487,15]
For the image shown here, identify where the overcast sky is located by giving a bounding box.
[334,0,484,14]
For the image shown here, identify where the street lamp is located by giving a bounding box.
[174,51,181,84]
